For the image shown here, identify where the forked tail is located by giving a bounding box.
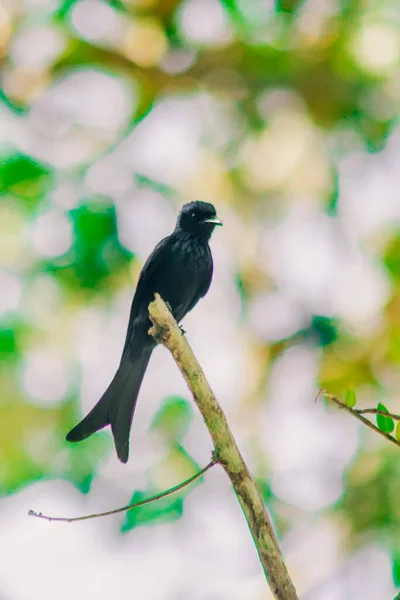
[66,349,152,463]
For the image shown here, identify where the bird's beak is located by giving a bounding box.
[204,216,223,226]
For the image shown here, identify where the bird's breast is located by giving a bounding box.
[161,237,212,316]
[174,237,211,275]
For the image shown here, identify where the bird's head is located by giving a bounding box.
[177,201,222,239]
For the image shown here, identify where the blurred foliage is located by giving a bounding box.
[1,0,400,593]
[120,396,201,531]
[337,446,400,564]
[0,390,110,495]
[0,155,51,209]
[150,395,192,442]
[44,201,132,292]
[0,321,22,362]
[122,444,201,532]
[121,492,184,531]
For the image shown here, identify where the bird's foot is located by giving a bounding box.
[179,325,186,335]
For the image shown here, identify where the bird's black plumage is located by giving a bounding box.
[66,201,222,462]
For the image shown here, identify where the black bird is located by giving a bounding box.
[66,201,222,463]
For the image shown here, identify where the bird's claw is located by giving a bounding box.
[164,302,185,334]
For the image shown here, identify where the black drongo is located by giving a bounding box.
[66,201,222,462]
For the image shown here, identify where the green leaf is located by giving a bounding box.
[376,403,394,434]
[395,420,400,442]
[0,154,51,208]
[326,168,339,216]
[0,319,30,363]
[276,0,304,15]
[66,431,110,493]
[0,89,27,114]
[310,315,338,347]
[167,444,201,479]
[219,0,248,28]
[383,231,400,283]
[345,386,357,408]
[121,492,183,532]
[392,551,400,587]
[338,450,400,538]
[44,200,132,291]
[0,395,109,495]
[0,326,18,360]
[56,0,80,19]
[360,117,396,153]
[256,478,273,502]
[121,445,203,532]
[150,396,192,442]
[134,175,176,199]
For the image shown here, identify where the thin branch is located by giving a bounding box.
[317,389,400,449]
[148,294,298,600]
[356,408,400,420]
[28,460,215,523]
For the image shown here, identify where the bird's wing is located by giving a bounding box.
[198,247,213,299]
[182,246,213,315]
[121,235,174,359]
[121,235,213,358]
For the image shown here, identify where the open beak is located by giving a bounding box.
[204,216,223,226]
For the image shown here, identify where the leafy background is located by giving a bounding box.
[1,0,400,598]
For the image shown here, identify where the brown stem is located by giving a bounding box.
[317,389,400,449]
[356,408,400,420]
[148,294,298,600]
[28,460,215,523]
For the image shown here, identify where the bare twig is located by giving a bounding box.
[148,294,298,600]
[28,460,215,523]
[356,408,400,420]
[317,389,400,449]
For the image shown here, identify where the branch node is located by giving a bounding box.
[211,448,222,465]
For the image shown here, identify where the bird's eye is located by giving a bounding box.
[191,212,197,221]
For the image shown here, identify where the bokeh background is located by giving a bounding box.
[1,0,400,598]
